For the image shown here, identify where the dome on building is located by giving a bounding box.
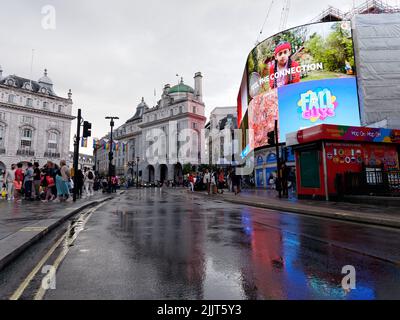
[168,78,194,94]
[38,69,53,86]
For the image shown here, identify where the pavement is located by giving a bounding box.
[187,188,400,229]
[0,191,118,272]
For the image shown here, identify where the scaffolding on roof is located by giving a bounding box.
[312,0,400,23]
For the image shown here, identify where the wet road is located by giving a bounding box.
[44,188,400,300]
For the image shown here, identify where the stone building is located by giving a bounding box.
[0,66,74,174]
[95,72,207,184]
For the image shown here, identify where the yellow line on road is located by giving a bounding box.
[9,231,68,300]
[20,227,47,232]
[10,201,108,300]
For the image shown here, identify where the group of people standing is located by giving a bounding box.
[1,161,96,203]
[187,168,242,195]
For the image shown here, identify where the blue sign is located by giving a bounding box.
[278,78,361,142]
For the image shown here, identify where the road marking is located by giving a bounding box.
[19,227,47,232]
[10,202,108,300]
[9,231,68,300]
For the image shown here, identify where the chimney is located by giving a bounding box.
[163,84,170,96]
[194,72,203,103]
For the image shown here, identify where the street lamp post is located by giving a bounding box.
[127,157,140,188]
[127,160,135,187]
[136,156,140,189]
[105,116,119,193]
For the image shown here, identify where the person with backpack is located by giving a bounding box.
[84,167,95,197]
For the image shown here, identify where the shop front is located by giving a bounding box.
[287,125,400,200]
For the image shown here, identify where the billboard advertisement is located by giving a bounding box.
[238,21,361,151]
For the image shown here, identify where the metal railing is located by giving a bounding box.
[44,151,61,158]
[16,149,35,157]
[343,168,400,196]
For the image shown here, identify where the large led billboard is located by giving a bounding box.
[237,21,361,151]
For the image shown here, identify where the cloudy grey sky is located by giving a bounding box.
[1,0,399,153]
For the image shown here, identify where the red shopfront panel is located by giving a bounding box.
[324,142,400,195]
[324,142,363,195]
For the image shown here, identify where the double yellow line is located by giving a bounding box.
[10,202,107,300]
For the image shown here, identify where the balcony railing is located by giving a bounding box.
[17,149,35,157]
[44,151,61,158]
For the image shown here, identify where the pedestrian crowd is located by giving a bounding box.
[186,168,243,196]
[1,161,97,203]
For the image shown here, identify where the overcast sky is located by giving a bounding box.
[1,0,399,154]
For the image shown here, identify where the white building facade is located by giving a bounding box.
[95,72,207,184]
[0,66,74,174]
[205,106,238,166]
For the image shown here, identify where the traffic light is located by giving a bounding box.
[83,121,92,138]
[267,130,275,146]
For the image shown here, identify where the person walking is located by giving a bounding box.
[85,167,95,196]
[203,169,211,195]
[218,170,225,194]
[76,169,84,198]
[188,172,195,193]
[3,164,16,201]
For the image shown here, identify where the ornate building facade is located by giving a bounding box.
[95,72,207,184]
[0,65,74,174]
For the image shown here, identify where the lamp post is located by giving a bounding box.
[105,116,119,193]
[127,160,135,187]
[136,156,140,189]
[127,157,140,188]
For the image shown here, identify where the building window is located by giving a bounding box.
[192,122,197,129]
[193,106,196,114]
[179,106,182,113]
[26,98,33,107]
[170,109,173,117]
[20,128,33,149]
[58,105,63,113]
[43,102,48,110]
[47,132,58,153]
[0,126,5,147]
[0,112,5,120]
[8,94,15,103]
[21,116,34,125]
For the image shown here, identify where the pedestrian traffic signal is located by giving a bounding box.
[83,121,92,138]
[267,130,275,146]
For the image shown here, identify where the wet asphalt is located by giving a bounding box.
[44,188,400,300]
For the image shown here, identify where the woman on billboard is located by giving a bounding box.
[269,41,301,89]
